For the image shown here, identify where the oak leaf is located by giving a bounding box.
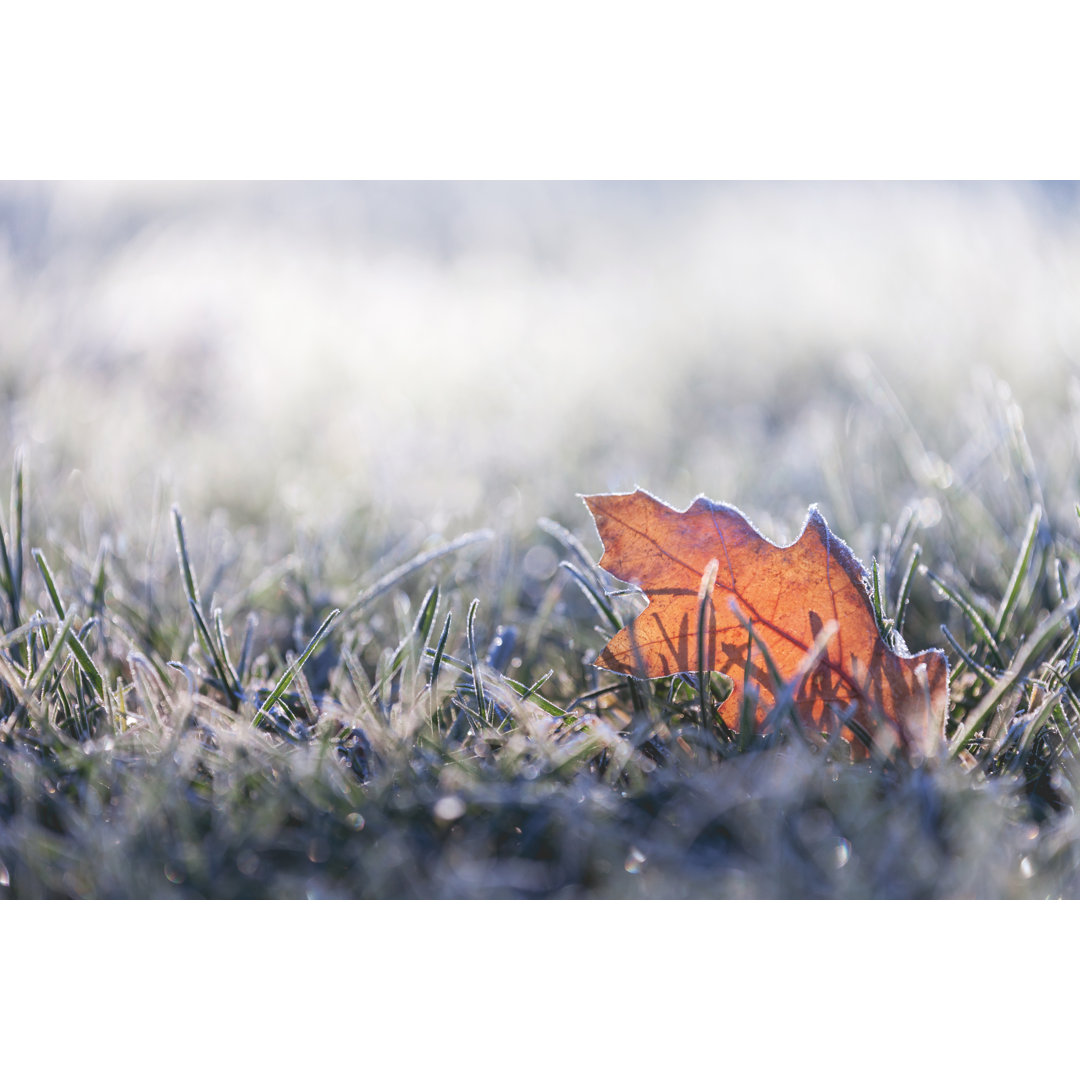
[583,490,948,760]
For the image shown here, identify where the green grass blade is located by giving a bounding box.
[538,516,600,579]
[172,505,203,610]
[251,608,340,728]
[32,548,66,620]
[414,583,440,648]
[346,530,492,614]
[696,558,729,740]
[0,511,14,625]
[950,598,1078,757]
[505,670,559,713]
[428,610,453,722]
[384,583,441,686]
[214,608,243,698]
[994,504,1041,637]
[26,607,77,700]
[923,568,1005,667]
[466,599,486,725]
[940,623,998,685]
[894,543,921,635]
[173,506,240,702]
[870,557,891,637]
[559,560,621,633]
[29,552,104,700]
[68,624,105,700]
[237,612,258,685]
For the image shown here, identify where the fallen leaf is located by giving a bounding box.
[583,489,948,760]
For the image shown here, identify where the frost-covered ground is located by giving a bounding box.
[3,182,1080,899]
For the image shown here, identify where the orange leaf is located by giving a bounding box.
[583,490,948,761]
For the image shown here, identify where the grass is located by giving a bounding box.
[2,370,1080,899]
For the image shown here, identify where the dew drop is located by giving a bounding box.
[433,795,466,823]
[834,839,851,869]
[624,847,646,874]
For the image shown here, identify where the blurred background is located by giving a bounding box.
[1,181,1078,550]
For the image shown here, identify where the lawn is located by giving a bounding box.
[1,181,1079,898]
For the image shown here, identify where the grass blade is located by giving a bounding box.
[950,598,1079,757]
[466,599,486,726]
[26,608,78,700]
[251,608,340,728]
[173,506,241,704]
[68,622,105,700]
[214,608,243,697]
[870,557,891,637]
[32,548,65,619]
[697,558,729,739]
[994,504,1041,637]
[894,543,921,635]
[346,530,492,614]
[559,560,621,633]
[924,568,1005,668]
[428,610,453,724]
[32,550,104,699]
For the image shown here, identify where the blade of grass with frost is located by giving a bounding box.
[738,622,757,750]
[0,650,30,704]
[697,558,729,739]
[950,598,1079,757]
[729,604,822,749]
[894,544,921,636]
[251,608,339,728]
[923,568,1005,667]
[539,516,602,583]
[466,599,487,727]
[407,583,440,698]
[130,652,168,729]
[341,648,380,726]
[870,558,893,638]
[33,548,104,699]
[504,671,566,719]
[770,620,839,744]
[0,517,15,628]
[547,516,655,707]
[213,609,244,699]
[559,560,621,634]
[1013,688,1065,760]
[33,548,66,620]
[994,504,1041,638]
[25,621,38,682]
[26,607,78,701]
[940,623,1000,686]
[237,612,258,685]
[346,529,492,614]
[69,623,104,701]
[377,583,440,699]
[427,610,452,718]
[0,615,47,652]
[173,507,241,705]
